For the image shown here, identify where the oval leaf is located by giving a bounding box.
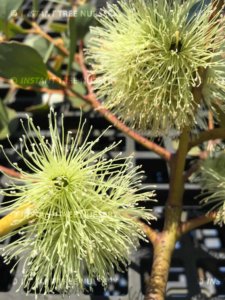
[0,42,48,86]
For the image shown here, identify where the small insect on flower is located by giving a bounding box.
[0,110,155,296]
[87,0,225,135]
[199,152,225,226]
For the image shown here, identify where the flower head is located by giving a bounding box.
[199,152,225,225]
[202,42,225,113]
[87,0,225,135]
[0,110,155,295]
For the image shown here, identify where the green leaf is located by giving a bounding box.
[68,16,77,75]
[65,4,95,73]
[25,36,50,59]
[69,81,90,111]
[50,22,67,33]
[0,20,26,38]
[0,102,18,140]
[0,0,24,20]
[75,4,95,40]
[0,101,9,130]
[26,103,49,113]
[73,81,86,95]
[83,31,92,48]
[48,0,70,5]
[72,61,82,72]
[32,0,39,18]
[0,42,48,86]
[215,104,225,128]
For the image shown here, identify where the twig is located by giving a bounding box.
[180,211,217,235]
[84,95,171,160]
[31,22,69,56]
[0,165,21,178]
[189,128,225,149]
[140,222,158,245]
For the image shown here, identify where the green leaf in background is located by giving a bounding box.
[25,36,50,59]
[0,101,18,140]
[26,103,50,113]
[73,81,86,96]
[69,81,90,112]
[75,4,96,40]
[83,31,93,48]
[214,104,225,128]
[50,22,67,33]
[72,61,82,72]
[0,20,26,38]
[48,0,70,5]
[65,4,95,74]
[68,16,77,75]
[32,0,39,18]
[0,0,24,20]
[172,140,200,156]
[0,42,48,87]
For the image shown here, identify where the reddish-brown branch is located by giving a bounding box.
[84,95,171,160]
[30,22,69,56]
[0,165,21,178]
[78,42,95,95]
[180,211,217,236]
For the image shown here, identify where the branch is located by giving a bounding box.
[0,204,34,238]
[140,222,158,245]
[180,211,217,236]
[30,22,69,56]
[189,128,225,149]
[84,95,171,160]
[0,165,21,178]
[167,127,190,207]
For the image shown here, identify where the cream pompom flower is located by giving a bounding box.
[87,0,225,135]
[0,110,155,295]
[199,152,225,225]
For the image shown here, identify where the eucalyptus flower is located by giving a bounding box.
[202,42,225,113]
[0,111,155,295]
[87,0,225,135]
[199,152,225,225]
